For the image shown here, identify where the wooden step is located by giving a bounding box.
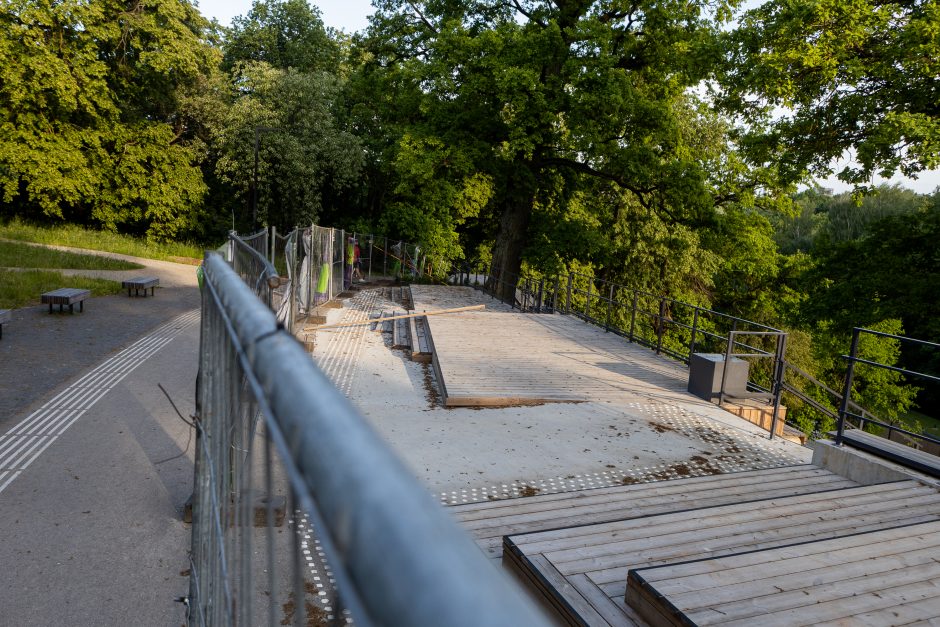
[392,316,411,350]
[839,428,940,478]
[628,520,940,626]
[503,479,940,627]
[450,465,858,560]
[409,315,432,363]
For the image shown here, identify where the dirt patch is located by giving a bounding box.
[519,485,540,497]
[621,476,640,485]
[650,421,679,434]
[280,580,330,626]
[421,363,441,408]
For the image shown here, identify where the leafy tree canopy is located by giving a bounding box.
[721,0,940,190]
[0,0,219,240]
[224,0,340,72]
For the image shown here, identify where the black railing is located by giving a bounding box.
[835,328,940,449]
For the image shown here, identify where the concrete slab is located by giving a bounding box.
[312,288,812,503]
[0,312,199,625]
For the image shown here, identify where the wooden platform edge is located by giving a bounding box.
[498,477,893,544]
[626,570,691,627]
[503,535,596,627]
[623,518,940,627]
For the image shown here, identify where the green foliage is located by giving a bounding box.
[0,0,219,240]
[208,61,363,230]
[224,0,340,72]
[721,0,940,188]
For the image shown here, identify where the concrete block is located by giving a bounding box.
[812,440,929,486]
[688,353,749,402]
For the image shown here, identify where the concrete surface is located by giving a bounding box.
[0,248,201,625]
[312,287,813,504]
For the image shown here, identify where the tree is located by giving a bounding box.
[360,0,777,299]
[209,62,363,230]
[0,0,219,240]
[224,0,339,73]
[720,0,940,189]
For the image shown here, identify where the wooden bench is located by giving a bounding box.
[121,276,159,297]
[41,288,90,314]
[0,309,10,339]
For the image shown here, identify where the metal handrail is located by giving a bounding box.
[190,253,550,626]
[835,327,939,449]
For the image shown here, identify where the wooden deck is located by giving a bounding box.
[628,520,940,626]
[451,465,858,561]
[502,480,940,626]
[409,286,689,407]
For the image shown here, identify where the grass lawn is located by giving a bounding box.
[0,240,143,270]
[0,219,207,263]
[0,269,122,309]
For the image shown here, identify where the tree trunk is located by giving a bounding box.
[489,178,535,303]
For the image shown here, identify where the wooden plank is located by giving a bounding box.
[567,574,640,627]
[512,482,925,555]
[509,551,606,626]
[717,577,940,627]
[456,469,855,530]
[683,558,940,623]
[451,466,825,518]
[0,309,10,323]
[642,520,940,593]
[814,595,940,627]
[551,491,940,575]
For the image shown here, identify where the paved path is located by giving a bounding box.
[0,249,201,423]
[0,248,201,625]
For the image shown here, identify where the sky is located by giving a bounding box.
[197,0,374,33]
[196,0,939,195]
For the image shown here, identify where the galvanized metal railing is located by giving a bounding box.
[188,252,550,626]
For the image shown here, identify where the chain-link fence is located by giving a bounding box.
[187,252,550,626]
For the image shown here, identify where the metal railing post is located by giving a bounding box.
[605,284,614,332]
[835,328,862,445]
[585,281,592,320]
[629,292,638,342]
[552,276,560,313]
[566,274,573,314]
[689,307,700,361]
[656,298,666,355]
[768,333,787,440]
[537,278,544,313]
[719,330,735,407]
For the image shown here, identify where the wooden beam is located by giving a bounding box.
[313,304,486,330]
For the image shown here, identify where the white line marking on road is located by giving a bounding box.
[0,310,199,495]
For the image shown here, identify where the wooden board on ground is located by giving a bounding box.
[451,465,858,560]
[502,480,940,627]
[628,520,940,626]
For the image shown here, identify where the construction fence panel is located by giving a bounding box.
[187,252,550,627]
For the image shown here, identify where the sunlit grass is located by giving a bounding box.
[0,219,208,262]
[0,240,143,270]
[0,269,122,309]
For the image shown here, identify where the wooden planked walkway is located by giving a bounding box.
[451,465,858,561]
[503,480,940,626]
[628,520,940,626]
[409,286,689,407]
